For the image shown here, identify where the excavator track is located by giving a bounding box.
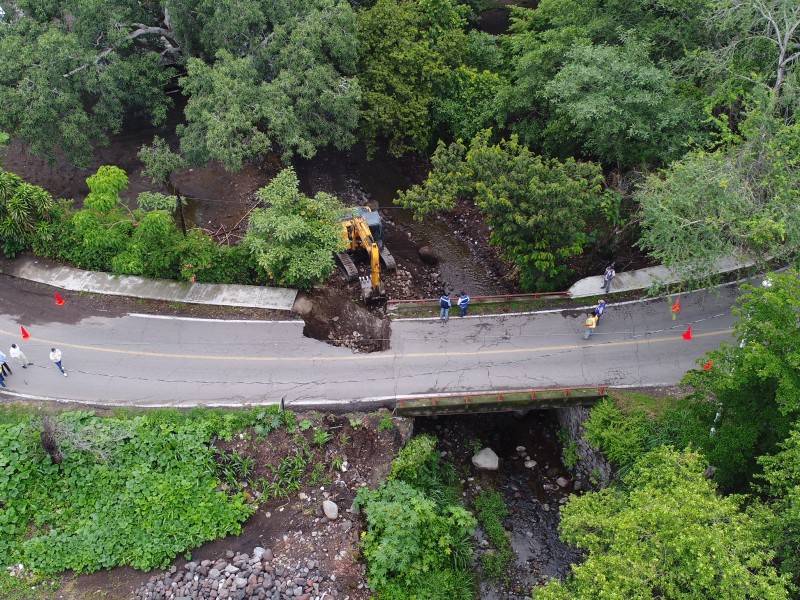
[336,252,358,282]
[380,247,397,271]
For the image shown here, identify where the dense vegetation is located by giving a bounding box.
[540,270,800,597]
[0,0,797,290]
[355,434,476,600]
[0,407,258,575]
[0,164,343,289]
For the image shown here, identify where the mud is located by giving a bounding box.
[293,285,391,353]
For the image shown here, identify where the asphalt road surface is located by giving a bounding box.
[0,284,740,407]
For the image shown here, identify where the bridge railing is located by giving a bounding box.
[395,386,607,416]
[387,291,571,313]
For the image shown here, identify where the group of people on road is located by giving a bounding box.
[439,291,470,322]
[583,262,617,339]
[435,262,618,336]
[0,344,68,388]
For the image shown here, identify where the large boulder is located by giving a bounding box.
[322,500,339,520]
[471,447,499,471]
[419,246,440,265]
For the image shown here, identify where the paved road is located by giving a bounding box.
[0,285,739,407]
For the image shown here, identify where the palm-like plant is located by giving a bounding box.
[0,170,55,256]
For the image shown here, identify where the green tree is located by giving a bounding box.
[757,424,800,587]
[396,130,605,290]
[357,0,503,157]
[674,270,800,489]
[1,0,359,168]
[244,168,344,289]
[536,447,789,599]
[0,169,56,257]
[637,107,800,281]
[543,41,697,167]
[178,0,360,166]
[0,4,173,167]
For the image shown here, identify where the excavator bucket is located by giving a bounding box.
[360,276,386,303]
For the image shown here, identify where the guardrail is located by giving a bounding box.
[394,386,607,416]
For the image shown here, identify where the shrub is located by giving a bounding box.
[0,411,251,575]
[356,480,476,600]
[473,490,512,580]
[584,397,653,473]
[112,210,183,279]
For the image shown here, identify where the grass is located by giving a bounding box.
[608,388,682,419]
[0,572,59,600]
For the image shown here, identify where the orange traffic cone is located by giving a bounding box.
[682,326,693,341]
[702,361,712,370]
[55,292,65,306]
[20,326,30,339]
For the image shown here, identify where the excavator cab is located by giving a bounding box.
[337,207,396,303]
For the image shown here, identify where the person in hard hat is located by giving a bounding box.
[584,313,598,339]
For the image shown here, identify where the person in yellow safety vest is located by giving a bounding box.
[584,313,598,339]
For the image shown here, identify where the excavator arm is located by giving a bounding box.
[352,218,383,301]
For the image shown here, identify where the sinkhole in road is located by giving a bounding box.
[293,286,392,353]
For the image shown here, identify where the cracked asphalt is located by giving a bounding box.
[0,286,739,407]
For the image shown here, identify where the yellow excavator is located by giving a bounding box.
[337,207,396,303]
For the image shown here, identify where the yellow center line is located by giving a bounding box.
[0,328,733,362]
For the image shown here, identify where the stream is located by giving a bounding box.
[415,412,581,599]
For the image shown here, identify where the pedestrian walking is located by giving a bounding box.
[601,263,616,293]
[50,348,67,377]
[0,369,5,388]
[439,292,452,322]
[9,344,32,368]
[0,349,11,376]
[584,313,598,339]
[458,291,470,317]
[594,299,607,324]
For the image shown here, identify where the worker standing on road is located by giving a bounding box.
[50,348,67,377]
[0,349,11,376]
[439,292,452,322]
[594,299,607,324]
[584,313,598,339]
[458,291,470,317]
[601,263,616,293]
[9,344,32,368]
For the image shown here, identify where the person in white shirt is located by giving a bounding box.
[50,348,67,377]
[9,344,31,368]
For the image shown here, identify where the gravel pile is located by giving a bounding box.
[134,546,347,600]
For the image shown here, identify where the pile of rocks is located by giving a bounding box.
[134,547,344,600]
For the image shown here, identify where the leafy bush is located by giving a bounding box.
[112,210,183,279]
[584,397,653,473]
[244,167,344,289]
[0,410,252,575]
[0,170,56,257]
[356,433,476,599]
[356,480,476,600]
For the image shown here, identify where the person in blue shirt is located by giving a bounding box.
[458,291,470,317]
[594,299,607,323]
[439,292,451,322]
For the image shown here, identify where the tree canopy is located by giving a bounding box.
[536,447,790,599]
[396,130,605,290]
[244,167,345,289]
